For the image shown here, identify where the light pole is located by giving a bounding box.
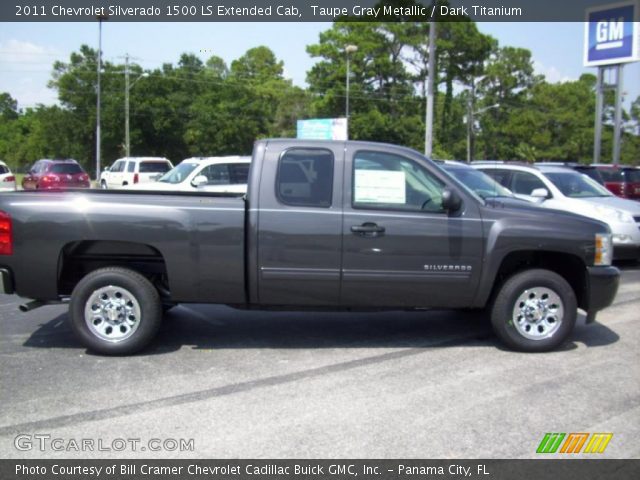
[345,44,358,129]
[96,13,108,181]
[124,53,148,157]
[425,20,436,157]
[466,101,499,162]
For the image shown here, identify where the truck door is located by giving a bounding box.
[341,146,484,308]
[255,142,344,306]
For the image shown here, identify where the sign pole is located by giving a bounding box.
[612,64,624,165]
[593,66,604,164]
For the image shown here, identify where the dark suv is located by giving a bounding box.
[592,164,640,200]
[22,159,91,190]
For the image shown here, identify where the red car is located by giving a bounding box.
[592,164,640,200]
[22,159,91,190]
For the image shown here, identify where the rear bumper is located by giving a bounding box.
[585,266,619,323]
[0,268,14,294]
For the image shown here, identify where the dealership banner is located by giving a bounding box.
[2,460,639,480]
[3,0,640,22]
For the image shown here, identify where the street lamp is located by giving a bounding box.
[96,13,109,181]
[466,101,499,162]
[124,53,148,157]
[345,44,358,125]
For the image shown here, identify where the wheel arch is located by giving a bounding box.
[58,240,170,300]
[479,250,587,311]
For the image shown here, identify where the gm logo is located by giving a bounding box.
[584,1,639,66]
[596,17,625,49]
[536,433,613,454]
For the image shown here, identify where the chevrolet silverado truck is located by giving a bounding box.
[0,140,620,354]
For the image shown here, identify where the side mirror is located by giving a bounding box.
[442,187,462,212]
[192,175,208,188]
[104,166,110,172]
[531,188,549,201]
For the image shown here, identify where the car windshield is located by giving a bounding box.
[50,164,83,174]
[444,166,513,199]
[139,161,172,173]
[575,168,604,185]
[0,165,9,174]
[544,171,612,198]
[158,162,198,184]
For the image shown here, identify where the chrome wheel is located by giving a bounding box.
[512,286,564,340]
[84,286,141,343]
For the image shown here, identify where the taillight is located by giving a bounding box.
[0,211,12,255]
[41,175,59,184]
[2,176,15,182]
[133,173,139,184]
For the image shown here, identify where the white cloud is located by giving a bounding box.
[533,60,575,84]
[0,39,61,108]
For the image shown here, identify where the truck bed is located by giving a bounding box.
[0,189,247,303]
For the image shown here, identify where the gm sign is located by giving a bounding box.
[584,1,640,66]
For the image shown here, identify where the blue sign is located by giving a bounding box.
[584,1,639,66]
[297,118,347,140]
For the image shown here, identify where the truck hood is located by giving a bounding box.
[483,196,610,231]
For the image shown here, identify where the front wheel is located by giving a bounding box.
[100,180,107,189]
[68,267,162,355]
[490,269,577,352]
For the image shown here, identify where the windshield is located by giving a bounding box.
[544,171,612,198]
[443,166,513,199]
[158,162,198,184]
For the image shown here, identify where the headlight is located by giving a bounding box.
[593,205,634,223]
[594,233,613,266]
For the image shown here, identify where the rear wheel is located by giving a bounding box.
[69,267,162,355]
[490,269,576,352]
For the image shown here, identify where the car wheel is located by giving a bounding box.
[100,181,107,189]
[69,267,162,355]
[490,269,576,352]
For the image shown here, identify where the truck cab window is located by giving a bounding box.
[276,148,334,207]
[352,151,445,213]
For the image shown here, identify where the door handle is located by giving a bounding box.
[351,222,385,236]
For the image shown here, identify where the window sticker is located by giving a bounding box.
[355,169,406,204]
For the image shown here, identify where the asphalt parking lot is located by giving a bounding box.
[0,265,638,459]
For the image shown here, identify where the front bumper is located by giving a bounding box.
[0,268,14,294]
[613,245,640,260]
[611,220,640,259]
[585,266,619,323]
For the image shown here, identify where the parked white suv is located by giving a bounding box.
[474,162,640,260]
[0,161,16,191]
[129,156,250,193]
[100,157,173,189]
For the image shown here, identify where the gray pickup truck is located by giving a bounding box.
[0,140,620,354]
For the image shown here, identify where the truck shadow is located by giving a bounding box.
[22,304,620,355]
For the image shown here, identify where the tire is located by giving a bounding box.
[68,267,162,355]
[490,269,577,352]
[100,181,107,189]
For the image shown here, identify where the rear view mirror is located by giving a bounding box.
[104,166,111,172]
[531,188,549,200]
[442,187,462,212]
[192,175,208,188]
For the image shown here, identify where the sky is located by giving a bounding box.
[0,21,638,110]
